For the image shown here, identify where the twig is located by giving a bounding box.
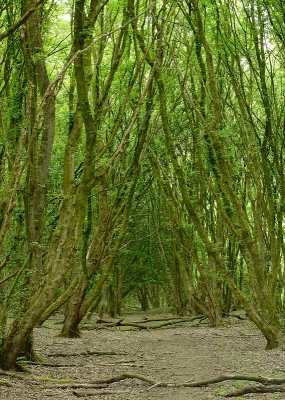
[147,382,165,390]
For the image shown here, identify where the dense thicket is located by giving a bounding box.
[0,0,285,370]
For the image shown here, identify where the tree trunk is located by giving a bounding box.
[59,279,88,338]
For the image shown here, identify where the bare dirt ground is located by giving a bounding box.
[1,309,285,400]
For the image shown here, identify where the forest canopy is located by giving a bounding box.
[1,0,285,370]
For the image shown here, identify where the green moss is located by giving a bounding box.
[0,380,12,386]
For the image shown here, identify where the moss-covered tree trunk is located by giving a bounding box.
[130,0,283,349]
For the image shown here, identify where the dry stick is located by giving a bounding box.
[48,350,126,357]
[134,316,203,323]
[225,384,285,397]
[180,374,285,387]
[20,361,77,367]
[114,373,285,399]
[50,383,109,389]
[73,390,130,397]
[93,372,157,385]
[121,319,193,329]
[95,315,201,324]
[85,318,194,330]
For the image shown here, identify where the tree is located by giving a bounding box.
[145,0,284,349]
[1,0,285,372]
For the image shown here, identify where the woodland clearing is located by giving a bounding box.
[1,309,285,400]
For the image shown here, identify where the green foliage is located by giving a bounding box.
[1,0,285,368]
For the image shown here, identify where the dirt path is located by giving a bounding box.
[1,311,285,399]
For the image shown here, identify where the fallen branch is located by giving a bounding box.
[100,359,136,364]
[84,318,193,330]
[73,390,130,397]
[180,374,285,387]
[93,371,157,385]
[131,315,202,324]
[48,350,126,357]
[90,371,285,398]
[227,313,248,321]
[225,384,285,397]
[50,383,109,389]
[20,361,77,367]
[4,362,284,398]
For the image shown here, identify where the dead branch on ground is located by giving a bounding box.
[225,384,285,397]
[179,373,285,397]
[93,371,158,385]
[48,350,127,357]
[73,390,130,397]
[180,373,285,387]
[2,368,284,397]
[19,361,77,367]
[84,317,195,330]
[90,372,285,397]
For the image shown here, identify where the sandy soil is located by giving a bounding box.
[1,310,285,399]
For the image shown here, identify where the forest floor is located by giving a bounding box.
[1,309,285,400]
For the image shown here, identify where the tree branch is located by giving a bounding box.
[0,0,45,43]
